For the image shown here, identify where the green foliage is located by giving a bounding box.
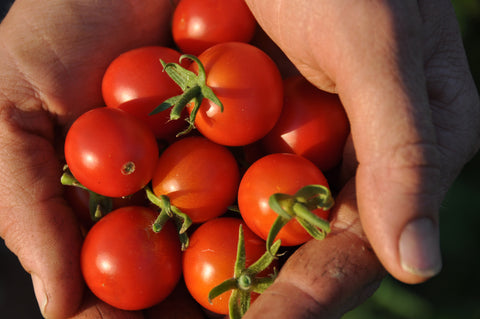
[453,0,480,87]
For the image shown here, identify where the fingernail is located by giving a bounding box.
[399,218,442,278]
[32,274,48,318]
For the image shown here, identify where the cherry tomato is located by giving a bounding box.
[64,107,158,197]
[261,75,350,171]
[102,46,187,140]
[151,136,240,223]
[81,206,182,310]
[182,217,274,315]
[172,0,257,55]
[238,153,330,246]
[188,42,283,146]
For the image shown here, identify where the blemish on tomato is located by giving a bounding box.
[122,162,136,175]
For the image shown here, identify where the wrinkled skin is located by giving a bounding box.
[0,0,478,318]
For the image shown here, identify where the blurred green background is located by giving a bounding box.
[345,1,480,318]
[0,1,479,318]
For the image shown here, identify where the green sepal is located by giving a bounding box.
[208,278,237,304]
[294,184,335,210]
[145,187,192,250]
[208,225,280,319]
[149,54,223,137]
[267,184,334,249]
[60,166,113,221]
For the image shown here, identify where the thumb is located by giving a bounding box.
[331,2,443,283]
[246,0,442,283]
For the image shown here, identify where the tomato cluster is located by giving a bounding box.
[61,1,350,318]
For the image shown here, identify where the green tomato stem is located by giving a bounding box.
[267,184,334,249]
[234,225,247,277]
[149,54,223,137]
[208,278,238,304]
[145,187,192,249]
[208,225,280,318]
[61,167,113,221]
[293,202,331,238]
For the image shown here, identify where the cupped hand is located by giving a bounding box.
[0,0,174,318]
[244,0,480,317]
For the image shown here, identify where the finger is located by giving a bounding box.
[246,0,442,283]
[244,180,385,319]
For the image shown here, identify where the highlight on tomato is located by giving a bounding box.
[261,75,350,171]
[172,0,257,55]
[151,136,240,223]
[102,46,188,140]
[81,206,182,311]
[64,107,158,198]
[238,153,333,247]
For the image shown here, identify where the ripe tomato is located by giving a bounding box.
[81,206,182,310]
[64,107,158,197]
[261,75,350,171]
[151,136,239,223]
[238,153,330,246]
[102,46,187,140]
[182,217,274,315]
[188,42,283,146]
[172,0,257,55]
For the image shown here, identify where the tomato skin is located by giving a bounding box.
[81,206,182,310]
[151,136,240,223]
[102,46,187,140]
[261,75,350,171]
[189,42,283,146]
[172,0,257,55]
[238,153,330,246]
[64,107,158,197]
[182,217,272,315]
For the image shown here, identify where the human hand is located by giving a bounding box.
[2,1,479,319]
[243,0,480,317]
[0,0,175,318]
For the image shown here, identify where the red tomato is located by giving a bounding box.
[238,153,330,246]
[261,75,350,171]
[151,136,239,223]
[182,217,274,315]
[172,0,257,55]
[188,42,283,146]
[81,206,182,310]
[64,107,158,197]
[102,46,187,140]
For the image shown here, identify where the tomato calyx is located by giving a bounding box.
[208,225,280,319]
[267,184,334,254]
[149,54,223,137]
[61,165,113,221]
[145,187,192,250]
